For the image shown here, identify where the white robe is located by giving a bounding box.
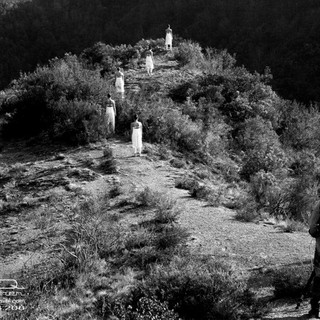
[165,32,173,46]
[115,77,124,93]
[132,126,142,150]
[145,55,154,71]
[106,107,115,132]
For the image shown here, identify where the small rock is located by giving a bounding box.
[65,183,84,193]
[55,153,66,160]
[65,159,77,166]
[112,177,120,184]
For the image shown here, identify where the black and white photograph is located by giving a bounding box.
[1,1,320,319]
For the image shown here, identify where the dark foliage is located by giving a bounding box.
[1,0,320,103]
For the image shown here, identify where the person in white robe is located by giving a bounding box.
[115,67,124,98]
[165,24,173,50]
[105,93,116,134]
[131,115,143,156]
[145,48,154,76]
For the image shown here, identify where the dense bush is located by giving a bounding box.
[239,116,287,179]
[112,297,181,320]
[135,38,167,54]
[272,266,310,299]
[174,40,204,67]
[81,42,138,71]
[175,175,198,190]
[138,255,256,320]
[115,96,205,154]
[279,101,320,151]
[235,195,259,222]
[1,54,109,144]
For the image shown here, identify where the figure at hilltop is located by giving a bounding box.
[105,93,116,134]
[165,24,173,50]
[115,67,125,99]
[308,199,320,318]
[145,48,154,76]
[131,114,143,157]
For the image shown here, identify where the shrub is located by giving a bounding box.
[103,146,114,158]
[170,158,186,168]
[115,97,206,156]
[132,297,181,320]
[279,100,320,151]
[64,197,122,265]
[109,185,122,198]
[235,196,259,222]
[135,187,161,207]
[250,170,278,206]
[135,38,166,54]
[280,218,306,233]
[193,167,212,180]
[263,174,318,222]
[206,187,225,207]
[272,266,310,299]
[175,175,198,190]
[158,144,172,160]
[189,183,212,200]
[81,42,137,70]
[100,147,118,174]
[153,225,189,251]
[154,196,180,224]
[174,40,204,67]
[111,297,180,320]
[239,117,287,180]
[201,48,237,74]
[1,54,109,143]
[138,255,256,320]
[50,98,107,144]
[281,176,318,222]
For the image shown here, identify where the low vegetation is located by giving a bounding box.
[2,37,317,223]
[6,189,262,320]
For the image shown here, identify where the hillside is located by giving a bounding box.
[0,50,317,319]
[1,0,320,103]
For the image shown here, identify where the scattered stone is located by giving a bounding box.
[112,177,120,184]
[68,168,99,181]
[64,158,77,166]
[54,153,66,160]
[65,183,86,193]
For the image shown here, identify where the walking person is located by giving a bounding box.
[308,199,320,318]
[105,93,116,134]
[165,24,173,50]
[115,67,125,99]
[145,48,154,76]
[131,115,143,156]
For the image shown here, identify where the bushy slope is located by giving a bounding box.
[1,38,319,319]
[1,0,320,103]
[1,37,320,222]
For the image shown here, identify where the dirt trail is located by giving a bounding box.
[111,139,314,271]
[112,139,314,319]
